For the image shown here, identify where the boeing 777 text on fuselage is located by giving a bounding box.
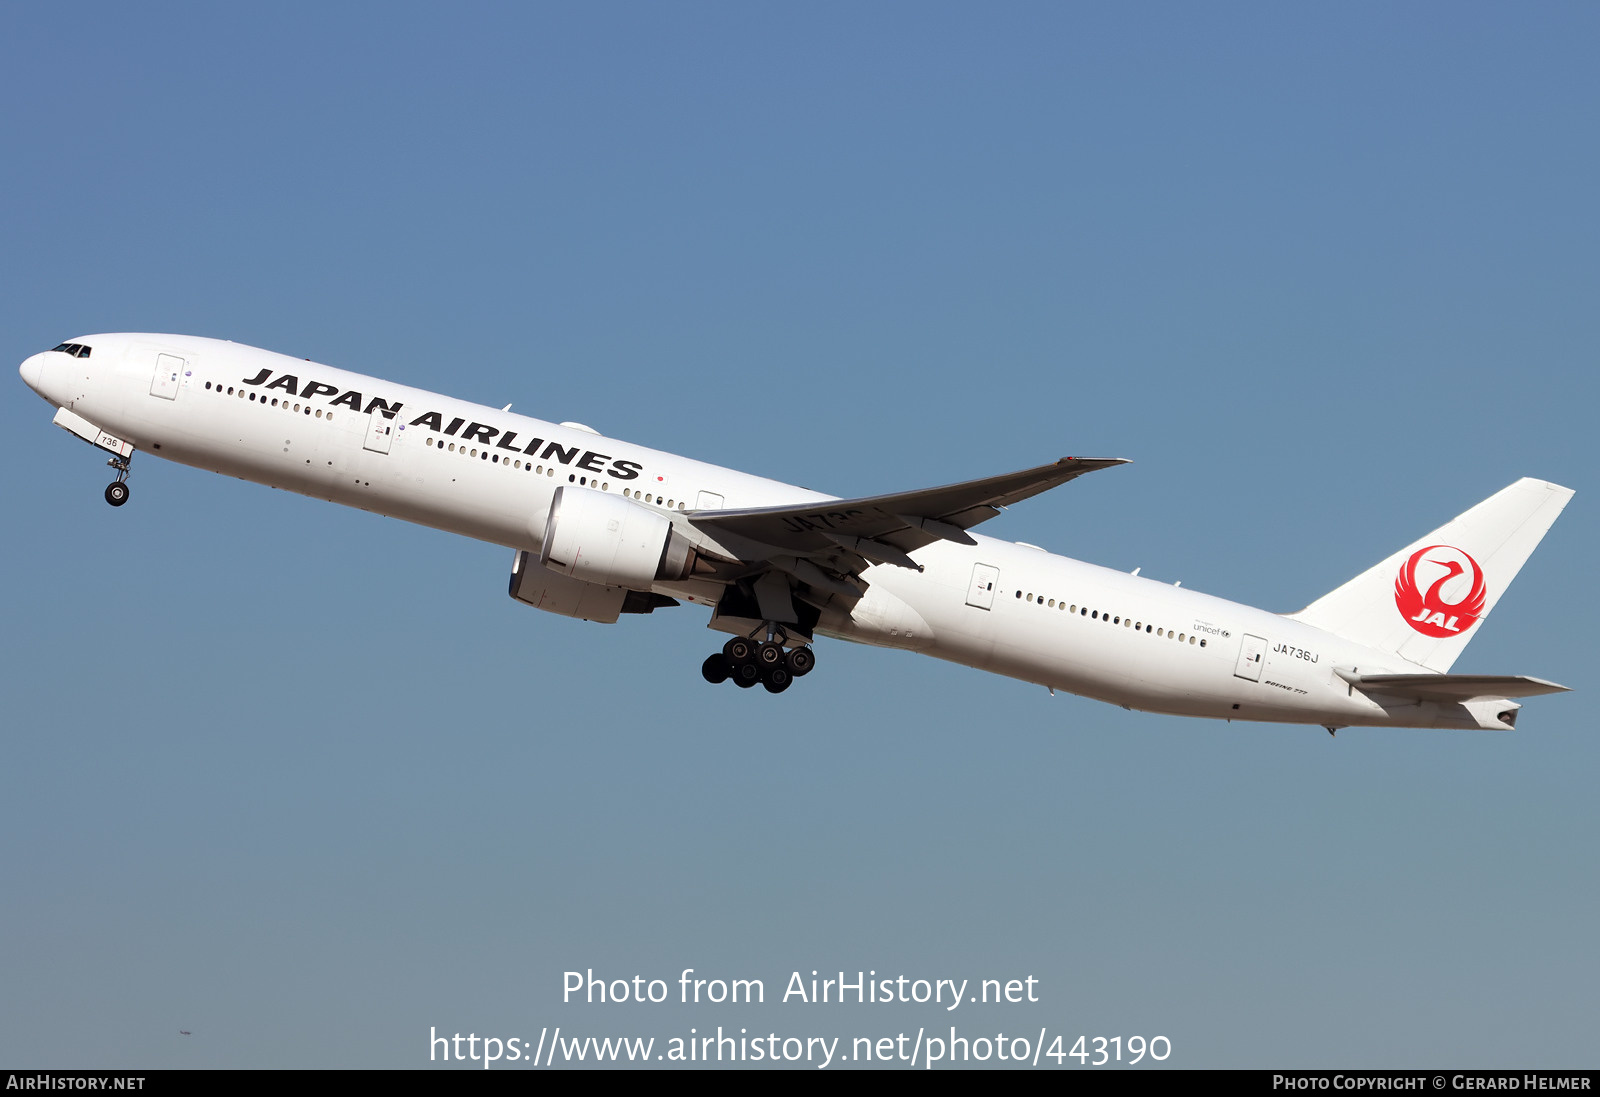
[20,335,1573,732]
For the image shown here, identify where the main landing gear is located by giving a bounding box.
[701,630,816,695]
[104,454,132,507]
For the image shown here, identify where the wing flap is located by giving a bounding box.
[688,456,1127,559]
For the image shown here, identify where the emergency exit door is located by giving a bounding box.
[1234,633,1267,682]
[363,410,394,454]
[965,563,1000,610]
[150,353,183,400]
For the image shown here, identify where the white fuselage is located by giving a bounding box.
[21,334,1446,729]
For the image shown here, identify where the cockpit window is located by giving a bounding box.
[49,343,91,358]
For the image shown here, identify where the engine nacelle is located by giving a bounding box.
[538,486,695,588]
[510,549,629,622]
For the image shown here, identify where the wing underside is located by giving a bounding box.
[683,456,1127,628]
[689,456,1127,565]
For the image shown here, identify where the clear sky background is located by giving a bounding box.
[3,2,1595,1070]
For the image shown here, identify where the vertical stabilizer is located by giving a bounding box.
[1287,478,1573,671]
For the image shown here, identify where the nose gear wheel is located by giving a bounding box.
[104,453,133,507]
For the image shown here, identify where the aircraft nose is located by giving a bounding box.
[19,353,45,395]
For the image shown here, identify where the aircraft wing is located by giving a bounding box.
[688,457,1128,570]
[1336,672,1571,703]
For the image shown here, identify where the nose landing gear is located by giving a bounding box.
[702,627,815,695]
[104,454,132,507]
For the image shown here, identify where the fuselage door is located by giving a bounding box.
[363,409,394,454]
[150,353,184,400]
[1234,633,1267,682]
[695,491,724,510]
[965,563,1000,610]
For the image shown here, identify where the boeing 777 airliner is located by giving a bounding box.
[20,334,1573,732]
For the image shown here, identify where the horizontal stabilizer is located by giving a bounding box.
[1335,670,1570,703]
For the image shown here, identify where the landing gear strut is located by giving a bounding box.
[702,626,815,695]
[104,454,132,507]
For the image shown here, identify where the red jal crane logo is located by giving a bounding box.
[1394,544,1487,637]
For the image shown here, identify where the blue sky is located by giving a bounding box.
[3,3,1595,1069]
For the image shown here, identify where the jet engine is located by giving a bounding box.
[509,549,678,623]
[538,486,697,588]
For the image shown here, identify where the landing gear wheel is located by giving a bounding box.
[732,662,761,688]
[785,646,815,677]
[105,482,130,507]
[723,637,754,664]
[756,641,784,669]
[701,654,731,684]
[762,666,792,693]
